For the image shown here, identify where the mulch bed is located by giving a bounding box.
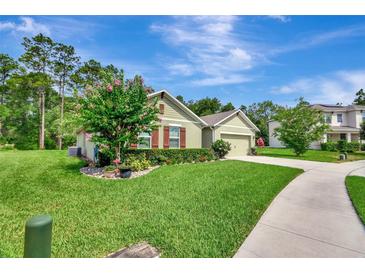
[80,166,159,179]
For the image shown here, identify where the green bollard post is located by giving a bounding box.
[24,215,53,258]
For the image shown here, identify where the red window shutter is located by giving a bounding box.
[159,104,164,114]
[152,129,159,148]
[130,143,137,149]
[180,127,186,148]
[163,126,169,149]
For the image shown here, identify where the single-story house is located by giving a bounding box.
[77,90,259,160]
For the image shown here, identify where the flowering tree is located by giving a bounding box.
[79,70,159,162]
[256,137,265,148]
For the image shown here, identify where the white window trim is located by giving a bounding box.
[337,113,343,123]
[169,126,180,149]
[324,114,331,124]
[220,131,253,136]
[137,133,152,149]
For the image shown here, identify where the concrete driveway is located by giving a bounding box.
[229,156,365,258]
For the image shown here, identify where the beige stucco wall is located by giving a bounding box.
[202,127,213,148]
[213,114,256,148]
[155,96,203,148]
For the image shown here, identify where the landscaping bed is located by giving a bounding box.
[0,150,302,258]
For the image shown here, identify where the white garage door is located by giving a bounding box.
[221,134,250,157]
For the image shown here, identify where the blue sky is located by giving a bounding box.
[1,15,365,107]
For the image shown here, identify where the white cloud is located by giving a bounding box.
[271,70,365,104]
[192,74,252,86]
[0,17,50,35]
[271,24,365,55]
[151,16,259,86]
[267,16,291,23]
[168,63,194,76]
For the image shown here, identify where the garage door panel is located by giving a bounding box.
[221,134,250,157]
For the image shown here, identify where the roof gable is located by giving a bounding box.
[200,109,260,131]
[148,90,208,126]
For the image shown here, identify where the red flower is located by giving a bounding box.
[256,137,265,148]
[107,84,113,92]
[113,159,121,165]
[114,79,121,86]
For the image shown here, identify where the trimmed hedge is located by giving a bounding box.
[320,142,337,152]
[124,148,216,165]
[320,141,360,152]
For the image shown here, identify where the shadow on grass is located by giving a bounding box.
[62,161,87,174]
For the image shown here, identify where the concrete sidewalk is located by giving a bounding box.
[231,156,365,258]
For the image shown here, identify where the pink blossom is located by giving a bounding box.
[256,137,265,148]
[114,79,121,86]
[107,84,113,92]
[113,159,121,165]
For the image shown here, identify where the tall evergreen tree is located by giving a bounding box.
[0,54,19,138]
[19,34,55,149]
[71,59,103,95]
[52,43,80,149]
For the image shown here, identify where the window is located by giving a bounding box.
[169,127,180,148]
[340,133,346,140]
[324,114,331,124]
[337,113,343,123]
[138,132,151,149]
[362,112,365,122]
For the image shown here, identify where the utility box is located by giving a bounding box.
[68,146,81,157]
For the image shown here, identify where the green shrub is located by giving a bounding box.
[337,140,348,153]
[0,144,15,151]
[321,142,337,151]
[104,165,116,172]
[347,141,360,152]
[125,154,151,171]
[321,141,360,152]
[362,144,365,151]
[211,139,231,159]
[124,148,215,166]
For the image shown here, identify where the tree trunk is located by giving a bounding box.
[0,79,4,137]
[39,88,45,150]
[58,81,64,150]
[115,143,121,161]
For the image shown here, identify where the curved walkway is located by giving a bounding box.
[229,156,365,258]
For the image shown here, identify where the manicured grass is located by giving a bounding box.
[346,176,365,225]
[0,150,302,258]
[257,147,365,163]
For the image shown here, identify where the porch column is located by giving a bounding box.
[323,133,327,143]
[346,132,352,142]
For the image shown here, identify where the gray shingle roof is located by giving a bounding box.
[200,109,238,126]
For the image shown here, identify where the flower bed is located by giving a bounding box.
[80,166,159,180]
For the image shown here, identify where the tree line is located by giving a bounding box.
[1,32,364,150]
[0,34,138,150]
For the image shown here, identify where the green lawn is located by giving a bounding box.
[346,176,365,225]
[0,150,302,258]
[257,147,365,163]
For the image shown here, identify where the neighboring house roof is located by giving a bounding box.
[311,104,365,112]
[148,90,208,126]
[200,109,260,131]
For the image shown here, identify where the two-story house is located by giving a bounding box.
[269,104,365,149]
